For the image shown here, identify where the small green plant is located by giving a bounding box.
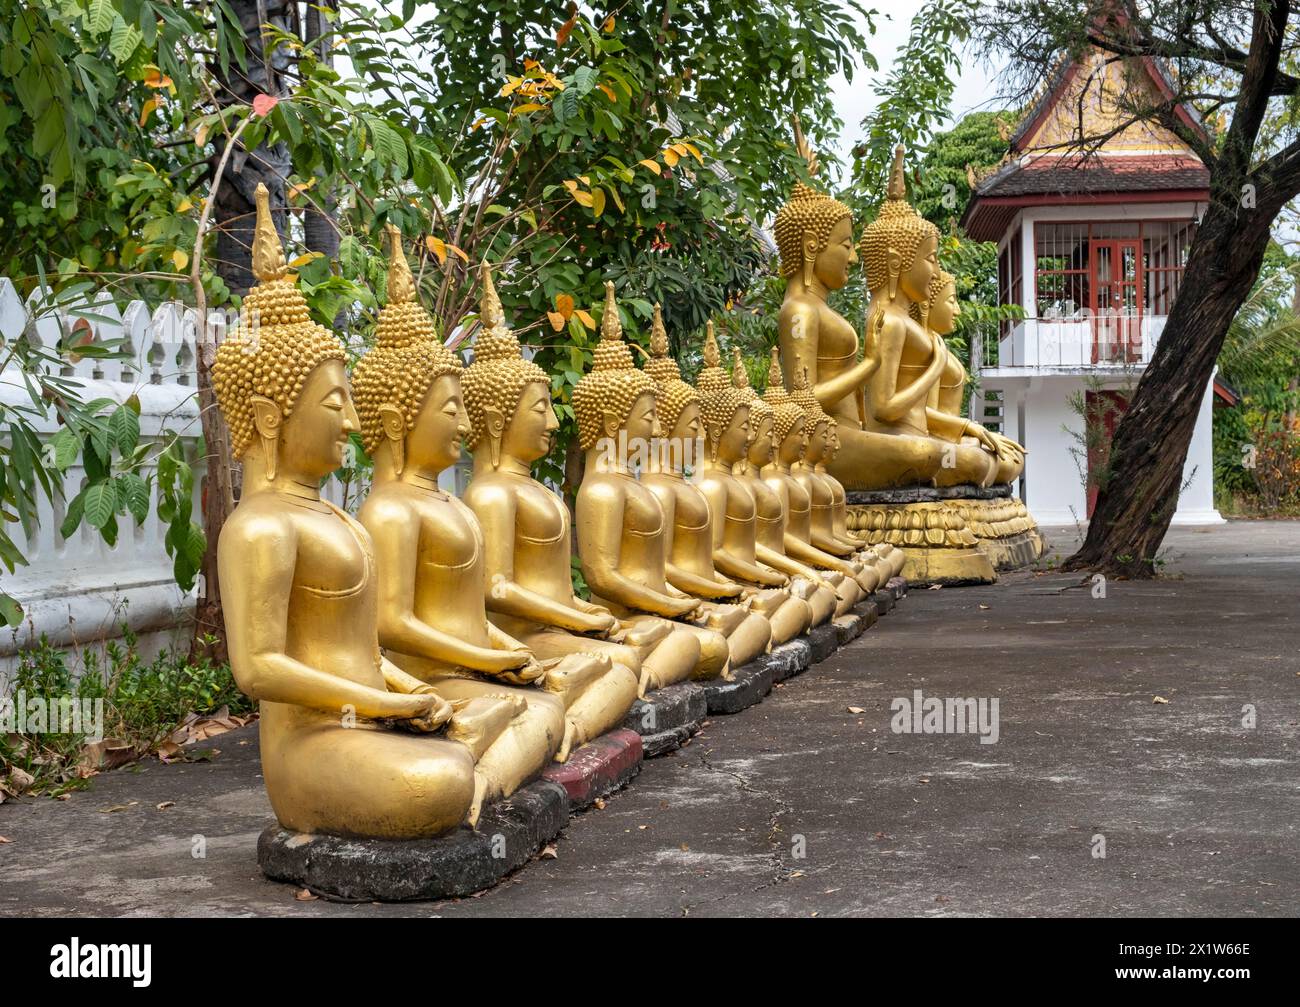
[0,629,250,798]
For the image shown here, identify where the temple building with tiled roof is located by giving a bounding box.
[960,46,1223,526]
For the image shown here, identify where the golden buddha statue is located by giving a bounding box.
[913,269,1001,488]
[457,262,652,732]
[850,145,958,489]
[773,120,885,490]
[760,359,868,610]
[694,325,813,645]
[572,282,730,686]
[730,347,839,627]
[639,306,774,666]
[788,366,885,593]
[921,270,1026,487]
[214,185,482,839]
[356,229,601,824]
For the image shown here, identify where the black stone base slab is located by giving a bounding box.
[887,575,908,599]
[846,483,1014,506]
[853,600,879,630]
[806,622,839,664]
[764,639,812,683]
[621,682,706,758]
[832,612,866,646]
[258,780,569,902]
[701,659,773,715]
[871,589,895,615]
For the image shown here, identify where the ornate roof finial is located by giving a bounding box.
[385,224,414,305]
[251,182,287,283]
[600,280,622,341]
[887,145,908,201]
[650,303,669,358]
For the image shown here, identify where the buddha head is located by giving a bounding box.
[572,282,658,454]
[860,145,940,305]
[790,365,830,463]
[763,348,807,467]
[351,225,467,479]
[732,346,774,468]
[773,119,856,293]
[925,269,961,336]
[213,182,352,487]
[643,303,702,469]
[694,322,750,465]
[463,262,557,468]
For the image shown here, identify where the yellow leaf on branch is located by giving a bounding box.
[556,293,575,319]
[512,102,546,115]
[571,190,594,208]
[662,147,680,167]
[138,98,158,126]
[426,235,447,264]
[597,84,617,102]
[546,311,566,332]
[638,159,661,175]
[575,309,596,330]
[590,188,606,217]
[288,252,324,268]
[171,249,188,271]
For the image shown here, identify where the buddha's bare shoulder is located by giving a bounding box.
[221,496,298,549]
[576,474,624,505]
[462,474,514,511]
[779,294,822,328]
[356,481,417,527]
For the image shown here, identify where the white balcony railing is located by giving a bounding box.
[982,314,1167,372]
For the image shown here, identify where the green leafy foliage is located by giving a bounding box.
[0,629,251,797]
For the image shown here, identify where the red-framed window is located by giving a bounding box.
[1031,220,1196,321]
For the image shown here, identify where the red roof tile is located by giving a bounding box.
[976,154,1209,198]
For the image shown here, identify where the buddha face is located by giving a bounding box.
[805,419,829,463]
[899,230,939,304]
[777,416,807,466]
[809,215,856,291]
[669,401,702,445]
[269,359,359,481]
[407,373,469,474]
[748,414,774,466]
[623,391,659,446]
[502,380,558,464]
[716,404,751,464]
[929,280,961,335]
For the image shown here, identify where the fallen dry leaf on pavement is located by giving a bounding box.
[540,844,558,859]
[1153,696,1170,704]
[100,801,139,813]
[847,706,866,714]
[0,836,11,843]
[295,888,318,901]
[156,801,175,811]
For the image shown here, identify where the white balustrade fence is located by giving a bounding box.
[0,277,211,669]
[0,275,474,672]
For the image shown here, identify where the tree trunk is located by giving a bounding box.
[1062,200,1275,578]
[191,1,293,661]
[210,1,294,297]
[301,3,340,266]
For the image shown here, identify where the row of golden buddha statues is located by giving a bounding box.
[775,140,1040,579]
[213,140,1038,846]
